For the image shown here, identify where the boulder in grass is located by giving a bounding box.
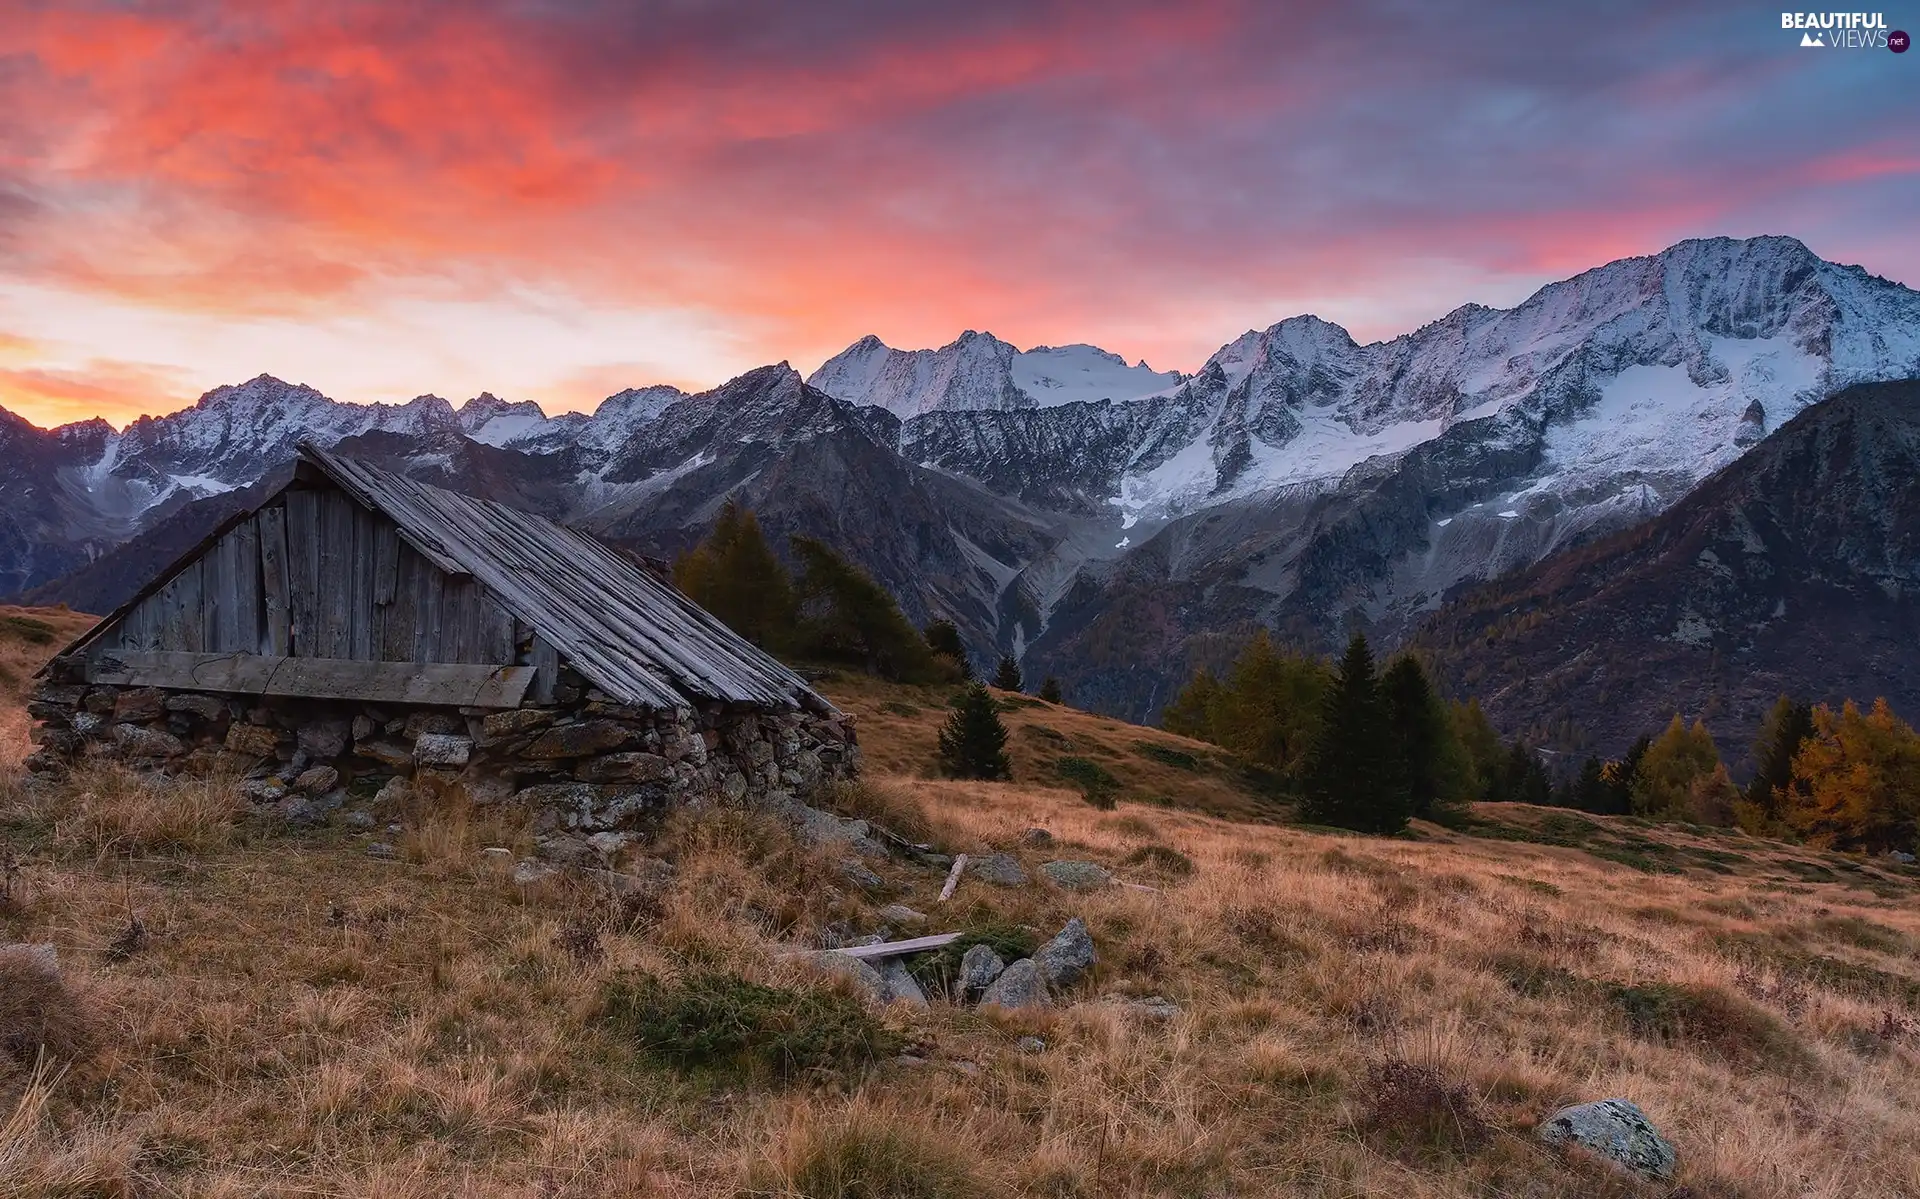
[979,958,1048,1009]
[1040,860,1112,891]
[958,944,1007,999]
[1536,1098,1677,1181]
[1033,917,1096,988]
[967,852,1029,888]
[879,959,929,1008]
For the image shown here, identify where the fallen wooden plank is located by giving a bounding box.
[938,853,968,902]
[1114,879,1162,894]
[825,932,964,961]
[85,650,536,709]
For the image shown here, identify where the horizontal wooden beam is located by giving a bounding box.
[825,933,964,961]
[85,650,536,709]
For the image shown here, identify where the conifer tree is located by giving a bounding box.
[1038,676,1063,704]
[923,620,971,679]
[1601,734,1651,815]
[672,498,794,649]
[1565,755,1612,813]
[1161,669,1222,739]
[1746,695,1815,817]
[789,535,943,682]
[937,682,1013,780]
[1379,655,1469,819]
[1450,698,1504,801]
[1630,715,1723,819]
[992,654,1023,691]
[1299,633,1408,834]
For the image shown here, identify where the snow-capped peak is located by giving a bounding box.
[809,332,1181,416]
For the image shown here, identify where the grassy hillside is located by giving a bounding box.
[0,605,96,766]
[3,667,1920,1195]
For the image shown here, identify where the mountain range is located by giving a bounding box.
[4,234,1919,759]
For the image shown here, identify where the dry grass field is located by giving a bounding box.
[0,605,98,767]
[1,636,1918,1196]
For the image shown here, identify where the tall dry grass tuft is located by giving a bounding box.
[0,948,99,1079]
[744,1100,999,1199]
[0,1058,137,1196]
[31,763,245,856]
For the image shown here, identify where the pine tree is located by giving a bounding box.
[937,682,1013,780]
[1601,735,1651,815]
[1299,633,1408,834]
[1566,755,1612,813]
[789,535,944,682]
[1496,740,1552,805]
[1747,695,1814,818]
[923,620,971,679]
[1450,698,1504,801]
[1379,655,1469,819]
[1630,715,1723,819]
[992,654,1023,691]
[1161,669,1222,739]
[1038,676,1063,704]
[672,498,794,649]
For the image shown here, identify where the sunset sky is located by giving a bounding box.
[1,0,1914,429]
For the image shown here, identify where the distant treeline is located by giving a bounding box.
[1164,632,1920,853]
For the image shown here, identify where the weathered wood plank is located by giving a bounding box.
[348,502,376,660]
[231,518,263,653]
[285,489,320,656]
[85,650,536,708]
[317,490,354,658]
[527,634,559,704]
[258,503,291,656]
[822,933,965,962]
[938,854,968,903]
[415,566,444,663]
[382,543,421,661]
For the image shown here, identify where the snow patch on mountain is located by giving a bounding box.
[810,331,1179,417]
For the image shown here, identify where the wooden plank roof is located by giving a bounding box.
[300,445,826,712]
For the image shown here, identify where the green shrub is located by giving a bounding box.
[1134,741,1201,770]
[601,971,896,1081]
[1122,844,1195,878]
[0,615,56,645]
[1601,980,1809,1070]
[1056,756,1119,808]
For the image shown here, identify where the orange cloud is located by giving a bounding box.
[0,359,196,429]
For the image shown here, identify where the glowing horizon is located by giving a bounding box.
[2,1,1915,431]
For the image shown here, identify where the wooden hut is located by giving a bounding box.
[27,444,857,859]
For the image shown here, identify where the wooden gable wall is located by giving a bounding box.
[98,483,522,667]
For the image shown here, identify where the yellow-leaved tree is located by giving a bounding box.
[1784,699,1920,852]
[1629,715,1725,822]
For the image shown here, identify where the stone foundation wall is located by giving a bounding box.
[24,669,859,863]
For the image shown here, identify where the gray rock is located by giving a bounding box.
[800,952,888,1002]
[239,777,290,804]
[958,944,1007,999]
[374,776,412,806]
[225,722,282,757]
[586,831,637,860]
[1019,827,1054,848]
[480,846,513,861]
[413,733,473,768]
[511,859,559,886]
[523,720,641,760]
[1893,850,1917,865]
[366,842,397,860]
[1536,1099,1677,1181]
[979,958,1049,1009]
[576,752,673,783]
[478,708,556,744]
[796,806,886,856]
[878,904,927,930]
[879,959,929,1007]
[111,688,166,724]
[356,739,414,770]
[342,810,377,830]
[0,943,59,973]
[1016,1036,1047,1054]
[839,859,886,891]
[112,723,186,760]
[1123,995,1182,1021]
[297,720,350,760]
[165,694,229,721]
[293,765,340,795]
[967,852,1029,888]
[1040,860,1112,891]
[1034,917,1096,989]
[351,715,376,742]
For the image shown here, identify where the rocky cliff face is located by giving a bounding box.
[1413,380,1920,766]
